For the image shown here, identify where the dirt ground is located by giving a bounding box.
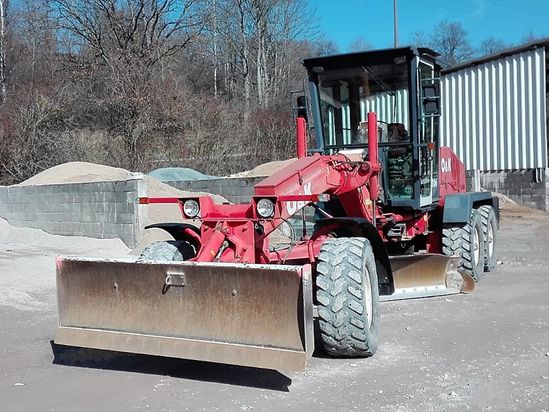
[1,209,549,412]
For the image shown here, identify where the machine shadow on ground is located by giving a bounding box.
[50,341,292,392]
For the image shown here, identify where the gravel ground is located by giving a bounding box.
[1,209,548,411]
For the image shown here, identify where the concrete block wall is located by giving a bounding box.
[167,176,266,204]
[466,169,549,212]
[0,174,318,248]
[0,176,266,248]
[3,169,546,250]
[0,179,140,247]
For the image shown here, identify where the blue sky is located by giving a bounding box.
[314,0,548,51]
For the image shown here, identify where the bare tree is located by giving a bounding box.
[51,0,207,72]
[207,0,315,107]
[522,31,545,44]
[0,0,7,103]
[479,37,508,56]
[48,0,209,169]
[213,0,253,107]
[0,0,316,183]
[15,1,57,95]
[211,0,219,96]
[0,92,81,183]
[409,31,429,48]
[430,21,474,66]
[310,38,338,57]
[347,36,372,52]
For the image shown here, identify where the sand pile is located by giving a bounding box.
[14,161,227,205]
[229,158,296,178]
[489,191,517,206]
[16,161,226,200]
[484,189,526,212]
[134,177,229,254]
[141,175,227,240]
[487,190,546,218]
[13,162,229,252]
[144,175,226,202]
[17,162,133,186]
[142,174,227,230]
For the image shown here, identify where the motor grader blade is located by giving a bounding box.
[380,254,475,301]
[55,257,314,372]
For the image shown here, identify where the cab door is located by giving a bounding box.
[417,59,441,207]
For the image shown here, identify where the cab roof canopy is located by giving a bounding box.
[303,46,440,72]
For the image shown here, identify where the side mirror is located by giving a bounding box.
[421,83,440,115]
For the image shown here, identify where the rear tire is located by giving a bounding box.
[316,237,380,357]
[478,205,497,272]
[442,210,485,281]
[140,241,196,261]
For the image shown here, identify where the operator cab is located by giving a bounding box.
[303,47,441,211]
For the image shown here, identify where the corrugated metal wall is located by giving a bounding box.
[325,90,410,145]
[361,90,410,130]
[441,47,548,171]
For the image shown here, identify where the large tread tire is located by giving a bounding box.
[441,224,465,257]
[442,210,485,281]
[140,240,196,261]
[316,237,380,357]
[478,205,497,272]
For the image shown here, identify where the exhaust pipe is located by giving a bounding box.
[367,112,379,201]
[296,117,307,159]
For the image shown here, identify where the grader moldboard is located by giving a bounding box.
[55,47,499,372]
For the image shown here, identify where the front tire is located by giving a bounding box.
[140,240,196,261]
[316,237,380,357]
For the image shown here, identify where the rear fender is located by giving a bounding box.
[144,223,202,251]
[442,192,500,224]
[314,218,394,295]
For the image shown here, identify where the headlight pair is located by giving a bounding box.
[184,198,275,219]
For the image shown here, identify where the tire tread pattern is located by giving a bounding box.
[442,210,484,280]
[140,241,195,261]
[316,237,379,357]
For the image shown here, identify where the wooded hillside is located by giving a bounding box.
[0,0,320,184]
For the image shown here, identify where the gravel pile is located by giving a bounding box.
[228,158,296,178]
[0,218,129,311]
[148,167,217,182]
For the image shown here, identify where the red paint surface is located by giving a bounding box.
[438,146,466,204]
[296,117,307,159]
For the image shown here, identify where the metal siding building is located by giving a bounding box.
[440,42,548,172]
[361,90,410,131]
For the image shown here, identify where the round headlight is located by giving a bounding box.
[256,199,275,218]
[183,199,200,218]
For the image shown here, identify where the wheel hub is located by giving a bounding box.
[487,223,494,257]
[364,269,373,328]
[473,227,481,266]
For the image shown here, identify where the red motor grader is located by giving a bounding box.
[55,47,499,372]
